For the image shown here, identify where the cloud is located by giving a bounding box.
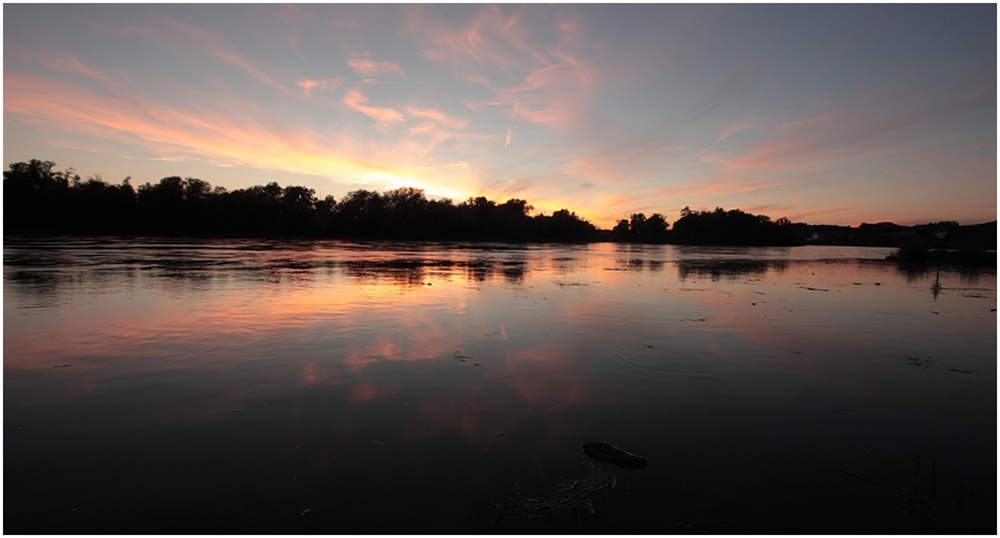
[5,43,127,90]
[91,15,302,99]
[296,77,343,95]
[47,54,120,86]
[781,204,856,222]
[410,5,596,130]
[3,72,485,198]
[5,34,503,202]
[687,59,758,120]
[401,106,469,130]
[342,87,406,131]
[346,52,405,78]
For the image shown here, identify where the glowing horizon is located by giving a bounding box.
[3,4,996,227]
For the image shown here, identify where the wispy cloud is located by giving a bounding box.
[401,106,468,131]
[342,87,406,132]
[688,59,758,120]
[91,14,302,99]
[4,72,487,200]
[781,204,856,222]
[346,52,405,78]
[296,77,343,96]
[409,5,596,130]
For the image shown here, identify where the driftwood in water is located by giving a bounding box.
[581,442,649,470]
[521,462,615,519]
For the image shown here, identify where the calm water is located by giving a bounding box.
[4,238,996,534]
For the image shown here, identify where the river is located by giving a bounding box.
[4,238,996,533]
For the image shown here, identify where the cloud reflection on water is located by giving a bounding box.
[4,240,995,416]
[4,239,996,534]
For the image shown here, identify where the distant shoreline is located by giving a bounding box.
[4,159,997,252]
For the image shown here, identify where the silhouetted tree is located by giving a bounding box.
[636,213,669,243]
[671,207,802,246]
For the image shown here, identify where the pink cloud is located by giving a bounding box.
[4,64,489,204]
[4,72,388,178]
[410,5,595,130]
[342,87,406,131]
[5,44,126,88]
[346,52,405,78]
[781,204,856,222]
[296,77,343,95]
[49,54,119,86]
[401,106,469,130]
[398,105,486,156]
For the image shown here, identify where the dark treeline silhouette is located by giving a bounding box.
[3,160,598,242]
[4,160,996,252]
[667,206,803,246]
[609,212,670,243]
[784,220,997,251]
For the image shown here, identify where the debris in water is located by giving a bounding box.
[301,509,311,516]
[522,461,616,519]
[371,440,383,446]
[53,364,72,368]
[581,442,649,470]
[950,369,972,374]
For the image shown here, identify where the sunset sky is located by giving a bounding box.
[4,3,996,227]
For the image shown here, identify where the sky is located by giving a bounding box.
[3,3,996,227]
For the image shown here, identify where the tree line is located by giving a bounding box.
[4,159,995,250]
[3,160,600,242]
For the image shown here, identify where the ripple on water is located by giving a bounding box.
[611,340,708,377]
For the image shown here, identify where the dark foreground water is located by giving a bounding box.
[4,238,996,534]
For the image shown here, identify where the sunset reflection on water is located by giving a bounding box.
[4,239,996,534]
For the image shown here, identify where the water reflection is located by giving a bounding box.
[4,239,996,534]
[677,259,788,281]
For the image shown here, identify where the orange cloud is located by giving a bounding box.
[342,87,406,131]
[3,72,489,197]
[401,106,469,130]
[4,73,418,186]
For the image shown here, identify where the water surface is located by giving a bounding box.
[4,238,996,533]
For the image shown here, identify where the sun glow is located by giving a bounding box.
[359,171,470,202]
